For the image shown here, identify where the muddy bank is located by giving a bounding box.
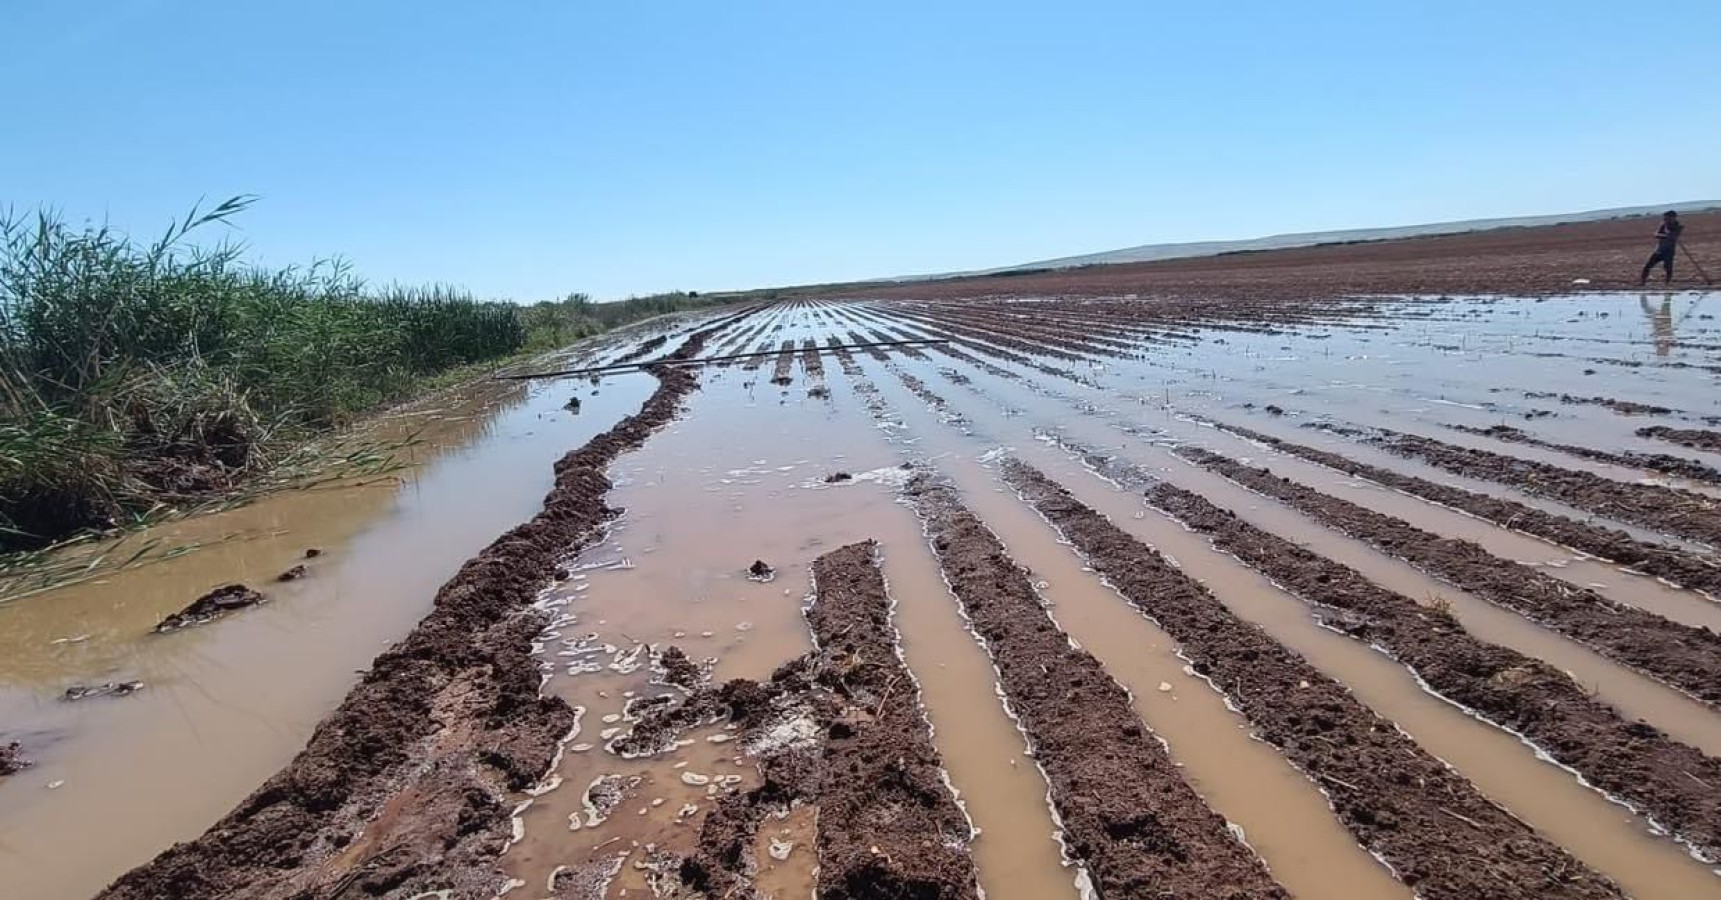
[805,541,980,900]
[1178,447,1721,707]
[653,541,980,900]
[1225,422,1721,598]
[96,310,751,900]
[1640,426,1721,453]
[1525,393,1673,417]
[1000,459,1625,900]
[1450,424,1721,485]
[906,477,1291,900]
[1366,428,1721,548]
[1130,465,1721,862]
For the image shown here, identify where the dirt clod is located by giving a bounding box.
[1,742,31,776]
[746,560,776,582]
[154,585,266,632]
[275,565,308,582]
[63,681,145,702]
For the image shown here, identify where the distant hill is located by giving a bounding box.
[931,200,1721,280]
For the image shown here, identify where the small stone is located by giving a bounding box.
[1157,682,1173,693]
[681,772,711,786]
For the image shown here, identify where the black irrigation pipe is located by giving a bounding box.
[498,338,950,381]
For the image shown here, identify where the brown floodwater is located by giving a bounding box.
[0,348,656,899]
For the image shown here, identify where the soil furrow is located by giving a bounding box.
[770,340,797,385]
[1127,466,1721,862]
[95,309,753,900]
[1364,427,1721,547]
[999,459,1628,900]
[1176,447,1721,707]
[905,477,1292,900]
[1217,422,1721,598]
[1640,426,1721,454]
[797,338,826,382]
[1450,424,1721,485]
[806,541,981,900]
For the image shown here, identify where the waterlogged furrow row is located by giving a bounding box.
[1209,421,1721,600]
[906,477,1292,900]
[1178,447,1721,707]
[999,459,1628,900]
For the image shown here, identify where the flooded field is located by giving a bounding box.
[5,292,1721,899]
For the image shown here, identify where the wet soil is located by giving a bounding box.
[906,476,1292,900]
[1000,459,1627,900]
[1450,424,1721,485]
[805,540,981,900]
[1178,447,1721,708]
[152,584,265,632]
[1221,422,1721,598]
[608,334,670,366]
[1367,428,1721,548]
[1640,425,1721,453]
[0,742,25,777]
[1526,393,1674,417]
[1129,464,1721,862]
[853,211,1721,302]
[94,311,750,899]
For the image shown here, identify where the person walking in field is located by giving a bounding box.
[1639,210,1684,285]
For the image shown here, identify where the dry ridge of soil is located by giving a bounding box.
[1099,455,1721,862]
[1221,421,1721,598]
[906,475,1293,900]
[999,458,1626,899]
[96,308,753,900]
[1177,446,1721,707]
[1364,427,1721,548]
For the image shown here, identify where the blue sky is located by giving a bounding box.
[5,1,1718,300]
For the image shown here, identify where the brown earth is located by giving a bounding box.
[1127,462,1721,862]
[854,211,1721,301]
[95,309,753,900]
[1001,458,1626,900]
[1178,447,1721,707]
[1,742,30,777]
[1221,422,1721,599]
[153,584,266,633]
[1640,426,1721,453]
[1451,424,1721,485]
[907,476,1293,900]
[1366,428,1721,548]
[805,540,980,900]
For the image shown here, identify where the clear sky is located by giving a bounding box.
[5,1,1718,300]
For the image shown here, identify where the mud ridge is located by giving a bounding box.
[1129,464,1721,862]
[96,308,753,900]
[805,540,980,900]
[1177,447,1721,707]
[1224,422,1721,598]
[1450,424,1721,485]
[608,333,670,366]
[1640,426,1721,454]
[1367,427,1721,548]
[770,340,796,386]
[1000,459,1626,899]
[905,475,1292,900]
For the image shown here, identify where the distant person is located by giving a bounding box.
[1638,210,1684,285]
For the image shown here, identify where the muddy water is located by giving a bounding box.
[853,344,1720,896]
[501,325,1076,899]
[862,367,1409,898]
[913,343,1721,751]
[0,368,655,900]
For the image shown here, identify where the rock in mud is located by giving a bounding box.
[746,560,776,582]
[823,472,853,484]
[154,584,265,632]
[564,395,582,413]
[0,741,28,776]
[63,681,144,702]
[275,565,307,582]
[303,547,323,558]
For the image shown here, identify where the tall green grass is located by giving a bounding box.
[520,291,721,351]
[0,197,524,550]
